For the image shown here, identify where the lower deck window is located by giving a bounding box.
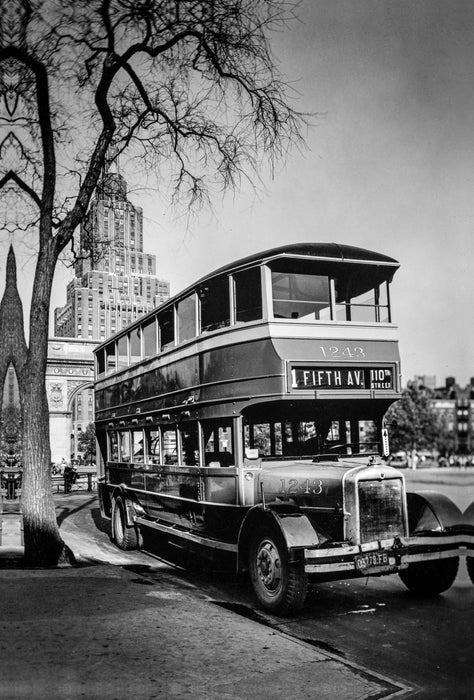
[109,431,118,461]
[132,429,144,462]
[162,428,178,464]
[119,430,130,461]
[203,422,234,467]
[245,422,283,456]
[181,426,199,466]
[145,428,160,464]
[244,417,381,458]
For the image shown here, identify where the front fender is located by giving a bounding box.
[237,503,319,572]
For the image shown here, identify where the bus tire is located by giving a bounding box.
[467,557,474,585]
[249,526,307,615]
[399,557,459,596]
[112,496,138,551]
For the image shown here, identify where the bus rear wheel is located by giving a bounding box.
[249,527,307,615]
[112,496,138,551]
[399,557,459,595]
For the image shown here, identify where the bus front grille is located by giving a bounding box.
[358,479,405,544]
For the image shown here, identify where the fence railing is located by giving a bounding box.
[1,469,97,500]
[52,470,97,493]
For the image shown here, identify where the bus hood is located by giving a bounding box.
[258,456,403,509]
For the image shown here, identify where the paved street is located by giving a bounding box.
[0,494,410,700]
[49,468,474,700]
[0,468,471,699]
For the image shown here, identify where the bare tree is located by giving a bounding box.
[0,0,306,565]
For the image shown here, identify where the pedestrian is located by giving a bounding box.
[63,462,77,493]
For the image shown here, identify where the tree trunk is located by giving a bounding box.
[21,378,65,566]
[23,243,73,565]
[0,245,72,566]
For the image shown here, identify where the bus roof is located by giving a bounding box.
[196,242,399,284]
[94,242,399,352]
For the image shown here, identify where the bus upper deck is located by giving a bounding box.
[94,242,400,438]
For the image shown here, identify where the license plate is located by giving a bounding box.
[354,551,395,573]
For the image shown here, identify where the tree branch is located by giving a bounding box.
[0,169,41,207]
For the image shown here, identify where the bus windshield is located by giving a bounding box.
[243,403,382,460]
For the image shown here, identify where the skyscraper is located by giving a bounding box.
[52,166,170,462]
[54,170,170,341]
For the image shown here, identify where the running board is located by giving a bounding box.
[135,516,238,553]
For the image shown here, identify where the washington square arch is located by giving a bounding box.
[46,338,97,464]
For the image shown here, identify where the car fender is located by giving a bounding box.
[406,490,463,534]
[462,503,474,552]
[463,501,474,527]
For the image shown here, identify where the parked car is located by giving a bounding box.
[388,451,408,468]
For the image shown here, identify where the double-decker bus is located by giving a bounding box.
[94,242,464,613]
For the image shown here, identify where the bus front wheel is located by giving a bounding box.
[249,527,308,615]
[399,557,459,595]
[112,496,138,551]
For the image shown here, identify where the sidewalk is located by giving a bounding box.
[0,499,412,700]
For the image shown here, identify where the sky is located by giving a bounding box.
[48,0,474,387]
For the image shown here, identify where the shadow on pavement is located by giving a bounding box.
[90,506,111,537]
[56,495,97,526]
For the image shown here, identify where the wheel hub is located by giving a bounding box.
[256,540,281,591]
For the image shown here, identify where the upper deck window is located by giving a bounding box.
[96,349,106,376]
[142,318,157,359]
[117,335,128,370]
[105,342,116,373]
[159,307,174,351]
[130,327,141,365]
[234,267,262,322]
[335,280,390,323]
[199,275,230,333]
[177,294,197,344]
[271,266,331,320]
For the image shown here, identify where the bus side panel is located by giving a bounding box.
[106,464,148,513]
[95,337,284,422]
[142,466,247,542]
[104,462,246,546]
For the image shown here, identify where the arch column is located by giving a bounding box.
[46,338,96,463]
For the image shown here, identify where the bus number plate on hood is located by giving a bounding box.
[354,551,396,573]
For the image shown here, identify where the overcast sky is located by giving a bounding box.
[50,0,474,387]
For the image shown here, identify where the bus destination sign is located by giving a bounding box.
[291,366,394,391]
